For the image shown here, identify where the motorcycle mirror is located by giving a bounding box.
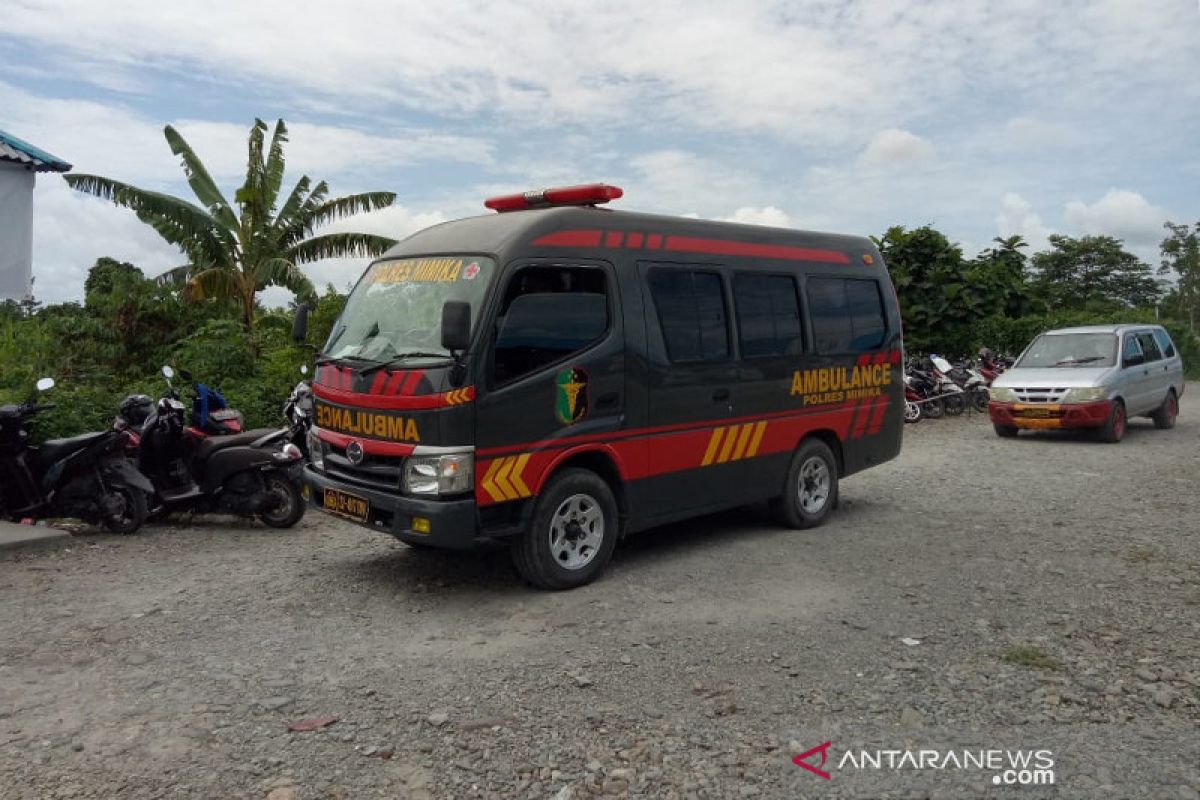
[300,364,308,376]
[161,365,175,380]
[36,377,55,392]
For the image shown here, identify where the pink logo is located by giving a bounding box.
[463,262,481,280]
[793,741,832,780]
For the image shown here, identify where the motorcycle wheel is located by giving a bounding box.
[102,485,148,535]
[924,398,944,419]
[972,389,990,412]
[943,394,966,416]
[259,471,305,528]
[904,400,922,423]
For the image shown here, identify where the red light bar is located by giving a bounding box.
[484,183,623,212]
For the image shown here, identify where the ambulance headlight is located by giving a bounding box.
[308,429,325,470]
[404,453,473,496]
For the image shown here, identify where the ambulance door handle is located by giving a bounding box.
[712,388,730,403]
[596,391,620,410]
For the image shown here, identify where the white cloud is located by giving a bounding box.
[724,206,791,228]
[1063,189,1167,246]
[858,129,935,167]
[995,192,1052,250]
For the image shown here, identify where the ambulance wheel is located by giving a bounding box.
[770,439,839,529]
[512,469,618,590]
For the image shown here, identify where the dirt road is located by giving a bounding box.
[2,389,1198,799]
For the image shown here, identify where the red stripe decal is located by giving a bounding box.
[663,236,851,264]
[865,353,892,434]
[369,371,388,395]
[626,232,644,248]
[317,428,415,457]
[314,383,450,411]
[385,371,407,395]
[646,234,663,249]
[846,355,871,438]
[532,230,602,247]
[604,231,623,248]
[400,370,425,395]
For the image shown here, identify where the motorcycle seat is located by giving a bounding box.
[35,431,111,467]
[194,428,276,461]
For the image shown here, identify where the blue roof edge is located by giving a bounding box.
[0,128,73,172]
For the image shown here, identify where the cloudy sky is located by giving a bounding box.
[4,0,1199,304]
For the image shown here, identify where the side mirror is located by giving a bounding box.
[292,305,310,342]
[300,364,309,376]
[441,301,471,352]
[36,377,55,392]
[161,365,175,380]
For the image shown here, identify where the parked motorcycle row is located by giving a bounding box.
[0,365,314,535]
[904,350,1016,423]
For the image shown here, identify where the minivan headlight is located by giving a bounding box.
[404,453,473,496]
[989,387,1017,402]
[1062,387,1107,404]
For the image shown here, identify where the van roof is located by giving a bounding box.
[1046,324,1162,335]
[378,205,878,265]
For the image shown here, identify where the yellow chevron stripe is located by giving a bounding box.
[745,421,768,458]
[716,424,740,463]
[494,457,518,501]
[730,423,755,460]
[701,427,725,466]
[481,458,504,502]
[509,453,531,497]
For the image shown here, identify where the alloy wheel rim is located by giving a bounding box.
[263,479,294,522]
[797,456,831,514]
[905,402,920,421]
[1114,407,1125,437]
[549,493,604,570]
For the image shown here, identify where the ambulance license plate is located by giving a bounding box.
[323,488,369,523]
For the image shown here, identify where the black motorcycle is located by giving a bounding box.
[0,378,152,533]
[130,366,306,528]
[283,365,313,458]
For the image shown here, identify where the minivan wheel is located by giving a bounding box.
[512,469,618,590]
[1151,391,1178,430]
[770,439,839,529]
[1099,399,1126,443]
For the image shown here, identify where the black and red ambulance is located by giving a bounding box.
[301,184,904,589]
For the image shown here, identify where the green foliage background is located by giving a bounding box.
[1,220,1197,445]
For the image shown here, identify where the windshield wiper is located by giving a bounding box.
[357,352,454,376]
[1055,356,1106,366]
[315,354,379,367]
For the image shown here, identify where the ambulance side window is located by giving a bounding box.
[646,270,730,363]
[733,273,802,357]
[492,266,609,386]
[807,277,886,354]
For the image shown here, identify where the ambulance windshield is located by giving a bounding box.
[324,256,494,363]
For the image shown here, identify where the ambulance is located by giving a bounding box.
[299,184,904,588]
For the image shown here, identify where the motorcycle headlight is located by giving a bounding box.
[308,428,325,470]
[403,453,473,496]
[989,387,1017,403]
[1062,387,1107,404]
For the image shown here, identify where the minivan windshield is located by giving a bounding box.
[324,255,494,363]
[1016,332,1117,368]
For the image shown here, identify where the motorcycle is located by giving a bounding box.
[926,356,968,416]
[128,366,307,528]
[0,378,152,533]
[935,355,990,412]
[283,365,313,458]
[904,359,947,419]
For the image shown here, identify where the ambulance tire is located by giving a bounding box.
[512,469,619,590]
[770,438,839,530]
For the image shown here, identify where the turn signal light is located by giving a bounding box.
[485,183,623,212]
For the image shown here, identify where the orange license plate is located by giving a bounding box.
[1015,418,1063,429]
[323,488,369,523]
[1014,404,1059,418]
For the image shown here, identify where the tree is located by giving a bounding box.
[969,235,1036,318]
[1160,221,1200,335]
[64,119,398,331]
[1030,234,1162,312]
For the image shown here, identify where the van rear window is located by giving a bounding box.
[807,277,886,354]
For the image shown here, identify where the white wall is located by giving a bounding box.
[0,163,35,301]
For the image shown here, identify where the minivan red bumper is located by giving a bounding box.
[988,400,1112,430]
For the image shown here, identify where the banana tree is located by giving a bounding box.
[65,119,397,331]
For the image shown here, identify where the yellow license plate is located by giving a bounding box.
[1015,418,1063,429]
[1014,404,1058,418]
[323,488,369,523]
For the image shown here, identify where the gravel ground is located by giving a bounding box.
[2,387,1198,800]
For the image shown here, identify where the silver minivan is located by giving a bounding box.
[987,324,1184,443]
